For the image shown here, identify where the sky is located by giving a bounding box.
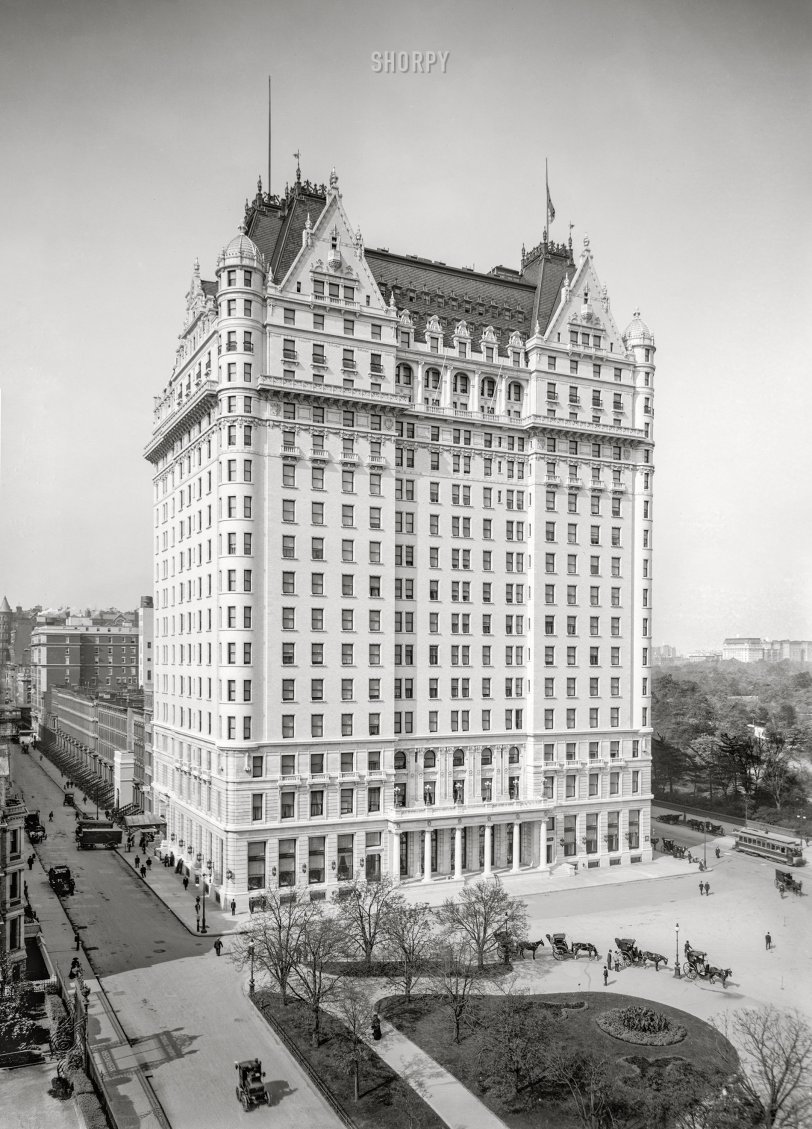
[0,0,810,652]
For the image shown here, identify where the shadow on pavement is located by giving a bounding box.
[265,1078,297,1106]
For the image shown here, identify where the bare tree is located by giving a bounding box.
[717,1006,812,1129]
[0,953,34,1046]
[430,945,482,1044]
[287,909,348,1044]
[436,876,528,969]
[331,875,405,971]
[383,901,434,1002]
[477,979,551,1105]
[333,982,374,1101]
[230,889,320,1005]
[541,1047,622,1129]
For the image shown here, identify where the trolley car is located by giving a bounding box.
[733,827,803,866]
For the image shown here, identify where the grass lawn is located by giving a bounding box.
[254,989,445,1129]
[380,991,738,1129]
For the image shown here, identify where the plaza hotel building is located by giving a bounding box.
[146,168,656,908]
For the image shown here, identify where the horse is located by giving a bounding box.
[707,966,732,987]
[515,938,545,960]
[641,951,668,971]
[570,941,599,959]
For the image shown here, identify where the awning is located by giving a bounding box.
[123,813,167,830]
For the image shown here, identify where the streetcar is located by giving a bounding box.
[733,826,804,866]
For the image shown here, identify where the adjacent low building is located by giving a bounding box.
[0,705,26,980]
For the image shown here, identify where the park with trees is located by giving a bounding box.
[652,662,812,825]
[234,876,812,1128]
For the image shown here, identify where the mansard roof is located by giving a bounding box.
[238,173,575,351]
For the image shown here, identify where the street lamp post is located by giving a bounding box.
[674,922,681,979]
[503,911,510,965]
[248,941,255,995]
[703,821,707,869]
[200,862,211,935]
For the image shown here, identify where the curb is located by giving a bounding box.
[110,847,226,940]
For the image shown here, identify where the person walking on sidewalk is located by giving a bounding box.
[699,880,704,895]
[183,875,189,892]
[230,898,236,916]
[140,865,147,879]
[195,895,201,914]
[27,854,35,870]
[766,932,772,950]
[704,881,710,896]
[607,951,613,971]
[134,855,140,871]
[603,966,609,987]
[146,857,152,871]
[48,812,54,823]
[213,939,223,957]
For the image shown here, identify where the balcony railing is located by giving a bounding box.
[387,796,549,822]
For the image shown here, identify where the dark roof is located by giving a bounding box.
[240,177,575,350]
[202,280,217,299]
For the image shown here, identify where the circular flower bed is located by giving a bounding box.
[595,1005,687,1046]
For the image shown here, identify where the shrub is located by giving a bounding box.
[596,1006,687,1046]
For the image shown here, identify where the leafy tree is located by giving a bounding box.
[718,1005,812,1129]
[383,901,434,1002]
[287,908,348,1044]
[436,876,527,969]
[331,875,405,971]
[231,888,320,1005]
[0,954,35,1047]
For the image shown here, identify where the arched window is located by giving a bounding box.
[508,746,520,764]
[481,747,493,766]
[394,751,406,771]
[453,748,465,768]
[424,368,441,391]
[453,373,469,394]
[508,381,524,402]
[396,363,413,387]
[480,377,496,399]
[424,750,436,769]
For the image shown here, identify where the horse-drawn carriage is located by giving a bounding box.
[234,1058,268,1111]
[686,818,726,836]
[775,868,803,896]
[545,932,599,960]
[682,942,731,986]
[660,838,688,859]
[615,937,668,971]
[657,812,682,825]
[493,929,544,960]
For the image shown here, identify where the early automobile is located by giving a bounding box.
[48,865,75,896]
[235,1058,268,1111]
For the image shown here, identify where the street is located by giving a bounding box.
[12,753,345,1129]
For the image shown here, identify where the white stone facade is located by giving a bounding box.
[146,173,656,908]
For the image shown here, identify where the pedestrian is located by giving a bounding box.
[140,865,147,879]
[196,915,200,932]
[687,851,693,864]
[27,855,35,870]
[765,932,772,950]
[74,932,81,951]
[230,898,236,916]
[183,875,189,892]
[699,880,704,895]
[603,965,609,986]
[213,939,223,957]
[48,811,54,823]
[195,894,201,910]
[146,857,152,870]
[607,950,613,970]
[704,882,710,896]
[23,881,28,900]
[715,847,721,859]
[134,855,140,870]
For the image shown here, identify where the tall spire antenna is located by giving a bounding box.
[271,74,277,196]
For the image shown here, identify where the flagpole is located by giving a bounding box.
[268,76,272,196]
[546,156,553,240]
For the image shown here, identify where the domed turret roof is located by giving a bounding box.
[218,224,265,271]
[623,308,653,342]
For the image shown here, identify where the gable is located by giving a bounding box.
[545,241,626,352]
[277,189,387,311]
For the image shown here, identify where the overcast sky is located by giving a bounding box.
[1,0,810,652]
